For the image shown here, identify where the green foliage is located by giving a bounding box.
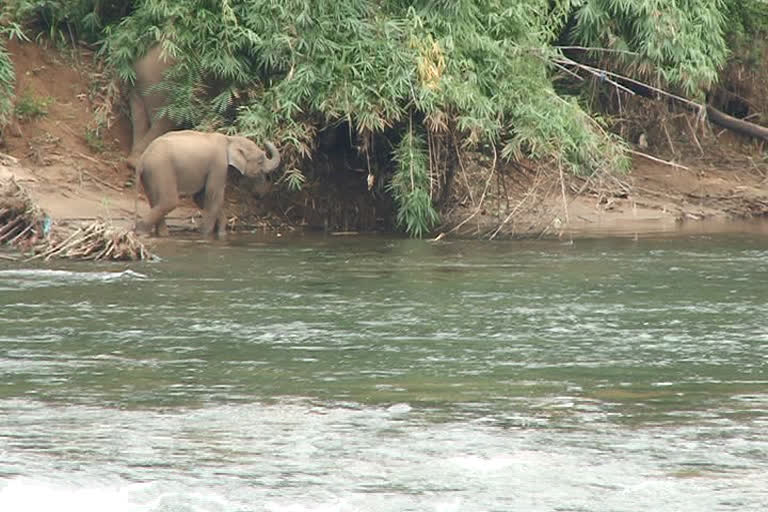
[14,91,52,120]
[723,0,768,41]
[719,0,768,69]
[281,167,306,192]
[84,125,105,152]
[0,42,14,129]
[1,6,28,130]
[568,0,729,96]
[4,0,129,44]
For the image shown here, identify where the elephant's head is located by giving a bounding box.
[227,137,281,198]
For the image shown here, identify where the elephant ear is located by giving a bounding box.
[227,140,249,174]
[227,139,265,175]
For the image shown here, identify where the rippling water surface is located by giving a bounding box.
[1,233,767,511]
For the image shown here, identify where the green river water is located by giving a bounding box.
[0,232,767,511]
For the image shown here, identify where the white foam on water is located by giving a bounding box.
[2,400,767,512]
[0,478,243,512]
[2,268,146,279]
[0,268,148,290]
[0,477,139,512]
[263,500,358,512]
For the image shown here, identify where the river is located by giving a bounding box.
[1,232,767,511]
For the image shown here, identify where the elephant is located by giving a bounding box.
[134,130,281,238]
[126,44,177,171]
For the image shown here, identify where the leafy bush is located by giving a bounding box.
[0,41,13,130]
[14,91,53,120]
[1,9,27,130]
[723,0,768,42]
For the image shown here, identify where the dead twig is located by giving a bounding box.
[489,166,546,240]
[0,152,20,165]
[78,167,124,192]
[558,162,570,226]
[448,142,498,234]
[453,133,475,208]
[626,149,689,170]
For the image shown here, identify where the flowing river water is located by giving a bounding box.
[1,232,767,511]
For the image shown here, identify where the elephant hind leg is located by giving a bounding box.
[140,179,178,237]
[142,200,177,237]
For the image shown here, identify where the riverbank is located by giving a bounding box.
[2,39,767,244]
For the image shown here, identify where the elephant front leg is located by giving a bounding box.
[193,189,219,237]
[198,211,218,237]
[198,201,226,238]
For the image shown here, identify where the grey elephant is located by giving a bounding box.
[126,44,177,171]
[134,130,281,238]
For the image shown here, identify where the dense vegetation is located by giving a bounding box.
[2,1,767,236]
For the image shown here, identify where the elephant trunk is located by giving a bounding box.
[263,141,281,172]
